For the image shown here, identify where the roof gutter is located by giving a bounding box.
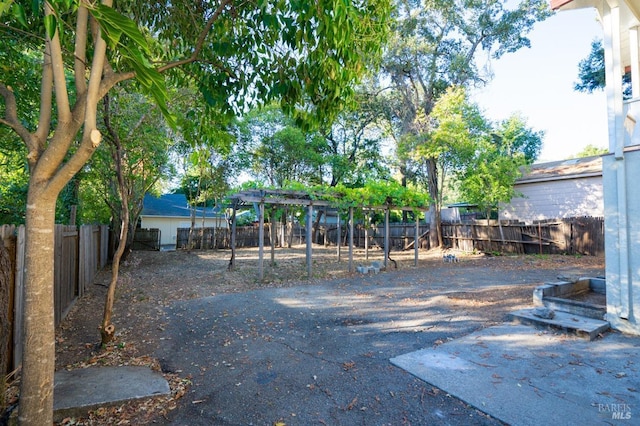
[515,171,602,185]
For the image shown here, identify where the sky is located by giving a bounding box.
[470,6,609,163]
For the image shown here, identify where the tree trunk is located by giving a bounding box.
[287,210,294,248]
[100,94,131,344]
[187,206,196,251]
[426,158,443,248]
[100,138,129,344]
[19,185,57,425]
[312,209,323,244]
[101,218,127,344]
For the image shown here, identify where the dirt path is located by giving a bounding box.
[49,247,604,425]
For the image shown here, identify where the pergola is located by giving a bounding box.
[227,189,428,280]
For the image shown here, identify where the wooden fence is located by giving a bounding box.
[0,224,108,374]
[169,218,603,255]
[133,228,161,251]
[176,227,231,249]
[441,217,604,256]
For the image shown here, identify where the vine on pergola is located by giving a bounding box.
[231,180,431,214]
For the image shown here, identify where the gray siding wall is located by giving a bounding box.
[499,176,603,222]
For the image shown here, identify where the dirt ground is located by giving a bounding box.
[6,246,605,424]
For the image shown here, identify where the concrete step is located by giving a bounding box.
[542,296,606,320]
[53,366,170,422]
[508,308,610,341]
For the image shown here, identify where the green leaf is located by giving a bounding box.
[11,3,27,28]
[44,14,57,40]
[90,3,150,55]
[0,1,14,17]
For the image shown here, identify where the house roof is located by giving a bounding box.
[141,193,224,218]
[516,155,602,185]
[446,202,478,209]
[550,0,575,10]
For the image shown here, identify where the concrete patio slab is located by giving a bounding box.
[53,366,169,422]
[390,324,639,426]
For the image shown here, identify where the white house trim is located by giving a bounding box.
[553,0,640,335]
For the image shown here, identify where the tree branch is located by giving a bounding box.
[46,0,114,194]
[157,0,233,73]
[0,84,32,143]
[33,42,54,151]
[74,1,90,97]
[45,1,72,123]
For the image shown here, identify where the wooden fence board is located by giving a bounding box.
[2,223,107,373]
[13,225,25,372]
[0,226,15,380]
[54,225,79,326]
[100,225,109,268]
[442,217,603,256]
[133,228,161,251]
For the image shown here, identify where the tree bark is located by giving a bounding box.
[100,95,129,345]
[19,185,57,425]
[426,158,443,248]
[312,209,323,243]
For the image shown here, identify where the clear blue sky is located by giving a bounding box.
[471,6,608,162]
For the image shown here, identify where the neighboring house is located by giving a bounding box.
[441,202,486,222]
[499,156,603,223]
[140,193,227,248]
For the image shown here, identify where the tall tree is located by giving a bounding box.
[490,113,543,164]
[237,105,324,187]
[320,91,392,187]
[574,38,631,98]
[457,140,526,222]
[381,0,550,247]
[571,143,608,158]
[83,86,175,253]
[0,1,392,423]
[407,86,487,244]
[96,88,178,344]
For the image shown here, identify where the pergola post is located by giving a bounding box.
[384,207,390,269]
[364,211,369,261]
[306,204,313,278]
[270,207,276,266]
[229,201,237,270]
[258,201,264,280]
[414,214,419,266]
[348,207,354,273]
[336,211,341,261]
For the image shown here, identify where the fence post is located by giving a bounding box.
[538,222,543,255]
[13,225,25,371]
